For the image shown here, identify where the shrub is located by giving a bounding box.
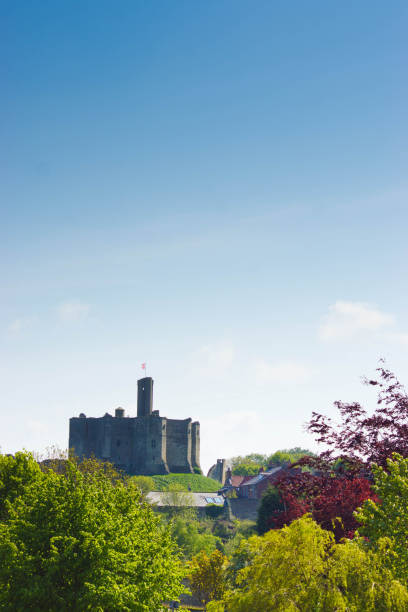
[131,475,155,496]
[206,504,225,519]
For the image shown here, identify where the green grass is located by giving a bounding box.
[151,473,220,492]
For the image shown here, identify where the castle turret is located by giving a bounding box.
[137,377,153,417]
[191,421,201,473]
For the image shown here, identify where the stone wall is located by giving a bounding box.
[207,458,227,484]
[165,418,193,473]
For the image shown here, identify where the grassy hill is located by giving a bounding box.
[151,473,220,492]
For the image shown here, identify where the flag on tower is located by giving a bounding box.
[141,363,146,370]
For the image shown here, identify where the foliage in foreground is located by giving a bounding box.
[257,474,373,540]
[0,452,185,611]
[188,549,227,607]
[151,473,220,492]
[307,364,408,467]
[253,365,408,543]
[208,516,408,612]
[356,453,408,585]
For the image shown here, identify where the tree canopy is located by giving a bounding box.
[188,549,227,607]
[214,516,408,611]
[356,453,408,585]
[307,365,408,467]
[230,448,314,476]
[0,452,185,611]
[255,365,407,540]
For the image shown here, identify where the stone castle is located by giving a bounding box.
[69,377,201,475]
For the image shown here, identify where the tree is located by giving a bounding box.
[188,549,227,608]
[131,475,155,497]
[0,452,185,611]
[257,472,373,540]
[267,447,314,466]
[307,365,408,468]
[230,449,314,476]
[171,516,222,559]
[257,486,285,534]
[312,476,373,540]
[231,462,260,477]
[0,451,42,519]
[256,471,321,534]
[218,516,408,611]
[161,482,194,516]
[356,453,408,584]
[230,454,267,468]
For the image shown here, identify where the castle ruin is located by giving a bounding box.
[69,377,201,475]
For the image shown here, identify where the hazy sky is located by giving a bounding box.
[1,1,408,472]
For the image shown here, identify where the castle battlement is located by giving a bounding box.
[69,377,201,475]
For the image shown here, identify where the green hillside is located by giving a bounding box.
[151,473,220,492]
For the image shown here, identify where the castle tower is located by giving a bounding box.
[69,375,200,476]
[137,377,153,417]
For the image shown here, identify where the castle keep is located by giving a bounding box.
[69,377,201,475]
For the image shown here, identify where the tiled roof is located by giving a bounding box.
[230,475,245,487]
[239,475,255,486]
[242,473,264,486]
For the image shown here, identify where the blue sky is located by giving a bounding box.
[1,1,408,471]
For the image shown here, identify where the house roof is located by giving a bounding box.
[147,491,225,508]
[230,475,245,487]
[240,466,283,487]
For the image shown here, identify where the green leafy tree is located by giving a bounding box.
[0,452,185,611]
[206,602,225,612]
[0,451,42,519]
[231,462,260,476]
[218,516,408,611]
[205,504,224,519]
[230,449,314,476]
[131,475,155,497]
[230,454,265,476]
[171,516,222,559]
[188,549,227,608]
[256,485,284,534]
[267,447,314,466]
[161,482,195,516]
[356,453,408,584]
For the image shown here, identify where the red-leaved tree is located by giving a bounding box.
[307,364,408,468]
[260,473,374,540]
[312,476,374,540]
[258,364,403,538]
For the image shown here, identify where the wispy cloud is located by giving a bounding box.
[254,360,315,384]
[385,332,408,345]
[57,300,90,323]
[191,342,235,376]
[7,316,36,334]
[319,301,394,341]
